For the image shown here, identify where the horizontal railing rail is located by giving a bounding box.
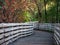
[39,23,54,32]
[0,22,34,45]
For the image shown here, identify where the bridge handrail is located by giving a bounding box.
[0,22,34,45]
[54,24,60,45]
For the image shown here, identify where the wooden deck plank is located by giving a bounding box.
[8,30,54,45]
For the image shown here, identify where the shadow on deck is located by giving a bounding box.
[8,30,54,45]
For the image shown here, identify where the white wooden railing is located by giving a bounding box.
[0,22,33,45]
[30,21,39,29]
[0,21,60,45]
[54,24,60,45]
[39,23,54,32]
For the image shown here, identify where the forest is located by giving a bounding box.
[0,0,60,23]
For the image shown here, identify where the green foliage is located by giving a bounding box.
[23,0,60,23]
[0,0,60,23]
[23,11,31,22]
[40,0,60,23]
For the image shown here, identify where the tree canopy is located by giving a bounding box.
[0,0,60,23]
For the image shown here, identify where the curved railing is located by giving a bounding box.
[0,22,60,45]
[0,22,33,45]
[54,24,60,45]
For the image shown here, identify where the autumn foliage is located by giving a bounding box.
[0,0,37,23]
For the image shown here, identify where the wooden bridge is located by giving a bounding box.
[8,30,54,45]
[0,22,60,45]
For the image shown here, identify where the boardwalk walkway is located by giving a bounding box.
[8,30,54,45]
